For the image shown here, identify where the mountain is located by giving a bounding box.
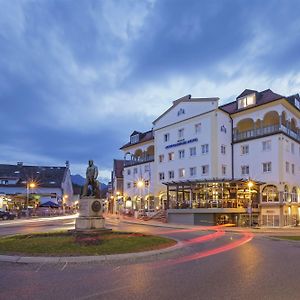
[71,174,108,190]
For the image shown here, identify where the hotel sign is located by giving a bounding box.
[165,138,198,149]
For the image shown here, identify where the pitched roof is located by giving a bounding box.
[219,89,284,114]
[0,164,67,188]
[120,130,154,150]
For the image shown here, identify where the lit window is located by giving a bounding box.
[178,128,184,139]
[190,147,196,156]
[169,171,174,179]
[190,167,196,176]
[201,165,209,175]
[179,150,185,159]
[221,145,226,154]
[201,144,209,154]
[195,123,201,133]
[241,165,249,175]
[159,172,165,181]
[263,162,272,173]
[237,94,256,109]
[241,145,249,155]
[168,152,174,161]
[159,154,164,163]
[262,140,271,151]
[179,168,185,178]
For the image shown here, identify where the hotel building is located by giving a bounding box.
[120,89,300,227]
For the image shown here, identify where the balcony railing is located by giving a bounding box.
[233,124,300,142]
[124,155,154,167]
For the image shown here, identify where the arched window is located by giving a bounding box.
[292,187,297,202]
[284,185,290,202]
[262,185,279,202]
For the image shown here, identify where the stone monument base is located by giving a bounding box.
[75,197,111,234]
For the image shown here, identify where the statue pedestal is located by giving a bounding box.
[75,197,111,233]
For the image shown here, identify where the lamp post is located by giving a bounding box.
[63,195,68,215]
[26,182,36,217]
[247,180,254,227]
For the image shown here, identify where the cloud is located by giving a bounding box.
[1,0,300,182]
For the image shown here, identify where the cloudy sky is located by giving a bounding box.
[1,0,300,182]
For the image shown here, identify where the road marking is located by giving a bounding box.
[35,262,46,272]
[61,261,68,271]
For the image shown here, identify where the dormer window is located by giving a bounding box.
[238,94,256,109]
[130,134,139,144]
[295,98,300,110]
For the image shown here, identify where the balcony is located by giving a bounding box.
[124,155,154,167]
[233,124,300,143]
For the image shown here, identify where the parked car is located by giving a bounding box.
[0,211,16,220]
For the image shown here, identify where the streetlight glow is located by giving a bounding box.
[29,182,36,189]
[137,180,144,188]
[247,181,254,188]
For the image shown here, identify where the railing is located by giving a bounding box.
[233,124,300,142]
[124,155,154,167]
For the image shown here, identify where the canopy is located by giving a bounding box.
[40,201,60,208]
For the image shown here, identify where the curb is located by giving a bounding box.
[0,240,183,264]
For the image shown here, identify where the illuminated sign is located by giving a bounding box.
[165,138,198,149]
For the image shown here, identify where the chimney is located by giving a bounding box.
[65,160,70,168]
[17,162,23,166]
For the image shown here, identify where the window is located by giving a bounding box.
[286,140,290,152]
[130,134,139,144]
[263,162,272,173]
[127,169,131,175]
[292,164,295,175]
[1,180,8,185]
[241,144,249,155]
[286,162,290,173]
[145,180,149,187]
[179,168,185,178]
[295,98,300,109]
[178,128,184,139]
[237,94,256,109]
[168,152,174,161]
[144,165,150,172]
[291,143,295,154]
[164,133,170,142]
[190,147,196,157]
[201,144,209,154]
[201,165,209,175]
[133,168,138,174]
[222,165,226,175]
[195,123,201,133]
[133,182,137,188]
[127,182,131,189]
[179,150,185,159]
[241,165,249,175]
[169,171,174,179]
[190,167,196,176]
[221,145,226,154]
[159,172,165,181]
[262,140,271,151]
[159,154,164,163]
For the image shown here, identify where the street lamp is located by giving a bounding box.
[26,181,36,217]
[247,180,253,227]
[63,194,68,214]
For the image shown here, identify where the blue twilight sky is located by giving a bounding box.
[1,0,300,182]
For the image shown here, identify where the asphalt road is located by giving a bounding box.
[1,216,300,300]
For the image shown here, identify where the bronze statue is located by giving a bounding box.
[82,160,100,198]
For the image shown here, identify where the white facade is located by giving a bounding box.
[121,90,300,226]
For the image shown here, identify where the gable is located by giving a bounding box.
[153,97,219,130]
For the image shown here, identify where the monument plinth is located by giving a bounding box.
[75,160,111,233]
